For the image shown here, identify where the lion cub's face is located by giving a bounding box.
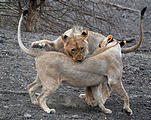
[61,30,89,62]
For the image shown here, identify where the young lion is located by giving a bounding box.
[32,26,89,62]
[18,12,132,114]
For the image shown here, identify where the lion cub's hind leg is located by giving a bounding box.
[28,75,42,104]
[37,76,60,114]
[108,77,132,115]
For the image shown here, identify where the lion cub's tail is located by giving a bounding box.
[121,7,147,54]
[18,10,42,56]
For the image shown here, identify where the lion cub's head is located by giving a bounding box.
[61,27,89,62]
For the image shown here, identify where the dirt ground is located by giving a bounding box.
[0,1,151,120]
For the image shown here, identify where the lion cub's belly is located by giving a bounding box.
[62,72,107,87]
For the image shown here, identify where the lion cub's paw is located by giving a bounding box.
[104,108,112,114]
[31,41,46,48]
[45,108,56,114]
[79,94,86,99]
[31,99,38,105]
[124,107,133,115]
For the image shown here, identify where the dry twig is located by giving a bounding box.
[0,90,28,95]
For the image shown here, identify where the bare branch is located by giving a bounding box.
[5,3,19,13]
[91,0,139,13]
[0,90,28,95]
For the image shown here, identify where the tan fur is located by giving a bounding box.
[31,11,144,107]
[31,31,125,107]
[31,33,118,106]
[18,15,132,114]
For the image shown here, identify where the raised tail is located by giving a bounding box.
[121,7,147,54]
[18,10,41,56]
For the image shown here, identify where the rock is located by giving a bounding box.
[72,114,79,119]
[3,105,9,109]
[0,40,3,44]
[24,113,32,118]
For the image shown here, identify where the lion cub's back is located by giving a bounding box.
[87,31,105,54]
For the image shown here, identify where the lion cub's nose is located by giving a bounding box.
[77,59,83,62]
[77,59,82,62]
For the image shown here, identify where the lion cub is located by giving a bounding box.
[80,35,126,104]
[32,26,89,62]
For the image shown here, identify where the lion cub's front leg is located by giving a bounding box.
[31,40,55,51]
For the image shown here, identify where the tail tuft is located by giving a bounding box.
[119,40,126,47]
[23,10,29,16]
[141,7,147,17]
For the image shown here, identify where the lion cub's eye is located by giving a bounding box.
[64,35,68,39]
[80,47,84,51]
[71,48,75,53]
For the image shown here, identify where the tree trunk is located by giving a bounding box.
[18,0,45,32]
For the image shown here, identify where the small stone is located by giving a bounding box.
[72,114,79,119]
[24,113,32,118]
[3,105,9,109]
[0,40,3,44]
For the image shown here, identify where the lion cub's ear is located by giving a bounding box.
[107,35,113,43]
[81,30,88,36]
[99,41,103,48]
[81,30,88,41]
[61,34,68,43]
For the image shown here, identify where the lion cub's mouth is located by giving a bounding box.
[75,56,86,63]
[76,59,84,62]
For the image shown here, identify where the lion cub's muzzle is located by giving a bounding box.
[73,49,89,62]
[73,56,85,62]
[73,53,86,62]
